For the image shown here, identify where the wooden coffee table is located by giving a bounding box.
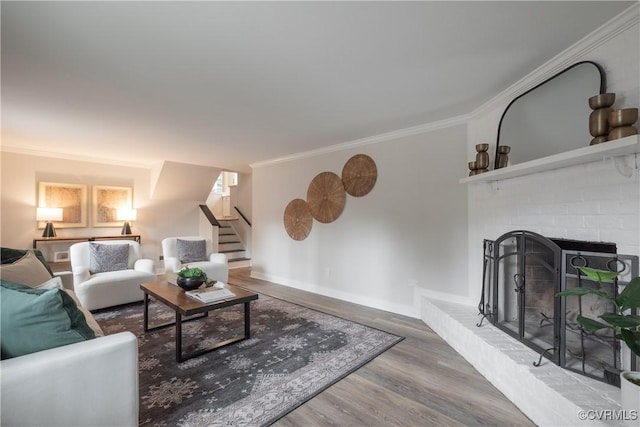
[140,280,259,362]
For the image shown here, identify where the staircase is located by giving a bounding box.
[217,219,251,268]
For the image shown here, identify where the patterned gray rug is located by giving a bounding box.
[93,292,403,427]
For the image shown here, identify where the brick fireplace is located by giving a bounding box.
[419,7,640,423]
[479,230,638,386]
[423,148,639,425]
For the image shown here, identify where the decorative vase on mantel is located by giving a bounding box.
[608,108,638,141]
[468,143,490,176]
[588,93,615,145]
[495,145,511,169]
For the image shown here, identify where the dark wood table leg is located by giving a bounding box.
[244,301,251,338]
[156,298,256,363]
[176,312,183,363]
[143,291,150,332]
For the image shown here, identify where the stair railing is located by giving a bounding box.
[199,204,221,227]
[234,206,252,227]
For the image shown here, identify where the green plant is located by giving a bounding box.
[177,267,216,287]
[556,266,640,358]
[177,267,207,279]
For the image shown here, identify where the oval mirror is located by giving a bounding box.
[495,61,606,168]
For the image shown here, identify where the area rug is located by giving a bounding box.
[93,292,403,427]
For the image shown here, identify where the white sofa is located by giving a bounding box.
[1,331,139,427]
[70,240,156,310]
[1,247,140,426]
[162,236,229,283]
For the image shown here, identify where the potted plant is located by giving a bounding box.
[176,267,216,291]
[556,267,640,418]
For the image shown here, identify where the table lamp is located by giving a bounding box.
[36,207,63,237]
[117,208,137,235]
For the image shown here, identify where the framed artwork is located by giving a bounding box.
[92,185,133,227]
[37,182,88,228]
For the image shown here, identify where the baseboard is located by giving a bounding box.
[250,271,419,319]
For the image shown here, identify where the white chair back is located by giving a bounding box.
[70,240,142,270]
[161,236,214,259]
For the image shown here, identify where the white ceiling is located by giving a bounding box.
[1,1,633,172]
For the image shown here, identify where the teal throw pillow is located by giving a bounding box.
[0,280,96,359]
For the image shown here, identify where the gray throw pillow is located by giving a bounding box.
[89,243,129,274]
[0,250,53,286]
[176,239,206,263]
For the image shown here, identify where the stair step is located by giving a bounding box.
[228,257,251,269]
[219,248,246,254]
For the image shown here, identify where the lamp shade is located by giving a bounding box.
[116,208,137,221]
[36,207,63,222]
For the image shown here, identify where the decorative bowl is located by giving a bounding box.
[475,143,489,152]
[590,135,608,145]
[588,93,615,109]
[497,145,511,154]
[468,161,477,170]
[608,126,638,141]
[177,275,205,291]
[609,108,638,127]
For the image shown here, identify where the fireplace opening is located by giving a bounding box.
[478,230,639,386]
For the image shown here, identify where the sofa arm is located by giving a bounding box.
[1,332,139,427]
[163,256,182,273]
[134,258,155,275]
[209,253,228,264]
[72,266,91,286]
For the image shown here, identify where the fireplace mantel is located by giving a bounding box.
[461,134,639,184]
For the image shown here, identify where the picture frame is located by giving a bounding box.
[37,181,88,228]
[92,185,133,227]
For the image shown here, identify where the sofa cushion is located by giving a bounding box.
[36,276,64,290]
[0,250,53,286]
[63,289,104,337]
[0,281,96,359]
[1,247,54,275]
[89,243,129,274]
[176,239,206,263]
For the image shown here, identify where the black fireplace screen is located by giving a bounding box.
[478,230,638,386]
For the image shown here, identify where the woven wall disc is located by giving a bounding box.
[284,199,313,241]
[341,154,377,197]
[306,172,346,223]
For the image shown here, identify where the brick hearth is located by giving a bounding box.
[421,297,627,427]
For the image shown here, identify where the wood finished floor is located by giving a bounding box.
[228,268,535,427]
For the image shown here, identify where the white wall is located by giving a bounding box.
[230,172,253,256]
[465,8,640,304]
[0,152,209,268]
[251,125,468,317]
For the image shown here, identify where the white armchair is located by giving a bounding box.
[70,240,156,310]
[162,236,228,283]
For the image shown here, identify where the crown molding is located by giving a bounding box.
[250,113,471,169]
[0,144,154,169]
[471,3,640,119]
[253,3,639,170]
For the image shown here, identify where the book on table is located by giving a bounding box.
[185,287,236,303]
